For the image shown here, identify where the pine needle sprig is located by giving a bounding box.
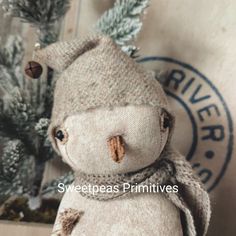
[95,0,149,56]
[1,0,70,45]
[5,88,35,135]
[0,36,24,92]
[42,171,74,196]
[2,140,25,180]
[0,139,35,196]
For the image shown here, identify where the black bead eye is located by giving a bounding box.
[54,128,68,144]
[163,117,170,129]
[55,130,64,141]
[161,110,170,132]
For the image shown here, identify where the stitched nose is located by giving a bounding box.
[107,135,125,163]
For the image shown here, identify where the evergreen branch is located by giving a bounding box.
[0,36,24,92]
[0,139,35,196]
[95,0,149,56]
[0,35,24,69]
[2,0,70,25]
[5,88,36,134]
[0,65,15,93]
[35,118,55,162]
[42,171,74,196]
[0,0,71,199]
[0,88,39,158]
[35,118,50,138]
[2,140,25,180]
[2,154,35,196]
[1,0,70,45]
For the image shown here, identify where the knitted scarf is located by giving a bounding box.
[75,147,211,236]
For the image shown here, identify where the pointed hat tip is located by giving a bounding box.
[34,34,114,72]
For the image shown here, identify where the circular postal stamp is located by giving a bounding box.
[139,57,233,191]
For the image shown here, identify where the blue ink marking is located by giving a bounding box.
[199,169,213,184]
[201,125,225,141]
[138,56,234,192]
[205,150,214,159]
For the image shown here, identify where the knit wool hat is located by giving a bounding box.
[35,34,172,151]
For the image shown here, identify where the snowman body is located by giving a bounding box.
[52,105,183,236]
[53,185,182,236]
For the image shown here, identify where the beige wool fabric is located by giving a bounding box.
[36,34,211,235]
[35,34,171,152]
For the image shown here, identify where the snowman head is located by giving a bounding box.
[36,34,174,174]
[53,105,171,174]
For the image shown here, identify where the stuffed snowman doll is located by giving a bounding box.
[35,35,211,236]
